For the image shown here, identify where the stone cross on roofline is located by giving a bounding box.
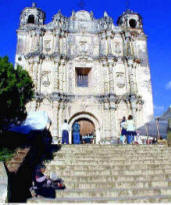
[32,2,37,7]
[28,0,36,8]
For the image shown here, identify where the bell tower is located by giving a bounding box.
[19,2,45,27]
[116,9,154,125]
[117,9,143,30]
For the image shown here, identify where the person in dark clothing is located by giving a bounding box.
[120,116,127,144]
[72,121,80,144]
[32,165,55,198]
[31,165,65,198]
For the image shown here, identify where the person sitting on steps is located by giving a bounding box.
[30,164,65,198]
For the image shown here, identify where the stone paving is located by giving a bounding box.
[28,145,171,203]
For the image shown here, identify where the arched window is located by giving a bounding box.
[27,15,35,24]
[129,19,137,28]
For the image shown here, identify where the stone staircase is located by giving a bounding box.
[6,148,30,173]
[28,145,171,203]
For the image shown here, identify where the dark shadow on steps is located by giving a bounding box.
[6,129,61,203]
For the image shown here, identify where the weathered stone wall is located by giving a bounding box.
[15,6,154,142]
[0,162,8,203]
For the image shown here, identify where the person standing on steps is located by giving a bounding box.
[72,121,81,144]
[126,115,136,144]
[120,116,127,144]
[61,119,70,144]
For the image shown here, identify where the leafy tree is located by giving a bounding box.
[0,56,34,129]
[0,147,14,161]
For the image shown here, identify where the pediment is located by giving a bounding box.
[74,10,92,21]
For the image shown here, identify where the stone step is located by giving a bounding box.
[63,180,171,189]
[58,145,169,149]
[46,164,171,171]
[46,168,171,177]
[54,174,171,183]
[27,145,171,203]
[59,145,169,151]
[53,156,170,161]
[28,194,171,203]
[54,187,171,198]
[48,159,171,166]
[58,149,170,153]
[56,150,171,155]
[54,152,170,157]
[55,154,170,159]
[58,147,170,152]
[60,144,168,148]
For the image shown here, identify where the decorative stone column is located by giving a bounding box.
[39,29,44,52]
[58,101,64,142]
[106,31,113,56]
[99,32,106,56]
[60,31,67,56]
[127,58,138,126]
[102,60,109,94]
[103,96,110,138]
[130,95,137,127]
[52,101,59,143]
[31,31,37,52]
[28,59,34,78]
[53,58,60,92]
[127,58,138,95]
[53,30,60,53]
[108,60,115,95]
[61,59,66,93]
[109,95,117,137]
[58,62,63,93]
[37,59,43,93]
[124,31,133,57]
[33,60,39,91]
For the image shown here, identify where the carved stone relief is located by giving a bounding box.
[142,79,151,92]
[78,22,87,32]
[31,35,38,51]
[44,40,51,52]
[114,42,122,54]
[75,11,91,21]
[68,64,73,92]
[116,72,125,88]
[76,38,92,56]
[41,71,50,87]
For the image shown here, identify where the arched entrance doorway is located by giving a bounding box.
[77,118,95,136]
[69,112,100,144]
[72,118,95,144]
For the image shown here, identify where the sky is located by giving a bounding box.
[0,0,170,117]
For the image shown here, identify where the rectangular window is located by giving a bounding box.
[76,67,91,87]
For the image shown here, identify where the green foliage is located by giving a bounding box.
[0,147,14,162]
[0,56,34,127]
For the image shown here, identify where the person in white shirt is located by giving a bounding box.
[61,119,70,144]
[126,115,136,144]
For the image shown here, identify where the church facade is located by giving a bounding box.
[15,3,154,143]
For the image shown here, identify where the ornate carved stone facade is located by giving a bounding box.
[15,3,154,143]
